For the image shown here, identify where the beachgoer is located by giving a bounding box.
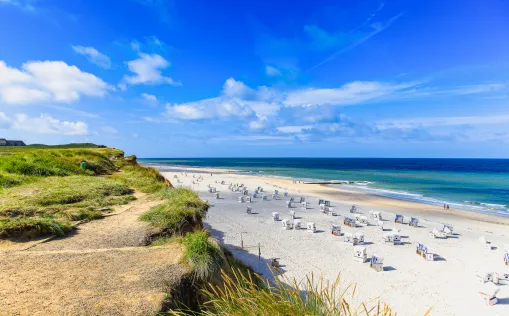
[447,204,450,209]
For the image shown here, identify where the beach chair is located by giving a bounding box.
[328,207,335,216]
[495,272,509,285]
[479,284,499,306]
[259,187,264,192]
[246,206,252,214]
[416,243,434,261]
[272,212,280,221]
[301,201,308,209]
[221,181,225,184]
[409,217,419,227]
[477,272,494,284]
[238,196,245,203]
[504,253,509,266]
[378,220,384,231]
[245,196,251,203]
[271,258,280,268]
[479,236,493,250]
[358,215,368,226]
[306,222,316,233]
[324,200,330,207]
[353,246,367,262]
[274,190,279,195]
[243,190,249,195]
[443,224,454,235]
[301,197,305,202]
[289,197,294,202]
[296,197,303,203]
[294,219,302,229]
[383,232,401,245]
[395,214,404,224]
[350,205,357,213]
[320,205,329,214]
[344,217,356,227]
[286,201,292,208]
[284,192,288,197]
[331,224,342,236]
[344,232,354,243]
[262,195,268,201]
[354,231,365,244]
[252,192,258,198]
[429,228,447,239]
[215,193,220,199]
[289,210,296,219]
[281,219,292,230]
[370,254,384,272]
[318,199,324,205]
[272,194,278,200]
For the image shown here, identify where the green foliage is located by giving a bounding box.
[0,176,133,218]
[140,187,208,234]
[181,231,224,280]
[0,217,73,237]
[171,269,399,316]
[110,165,166,193]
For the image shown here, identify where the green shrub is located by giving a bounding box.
[110,165,166,193]
[181,231,224,280]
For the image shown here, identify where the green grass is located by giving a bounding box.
[181,231,225,280]
[0,217,73,237]
[170,269,405,316]
[110,164,167,193]
[140,187,208,235]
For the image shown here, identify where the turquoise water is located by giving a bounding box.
[140,158,509,217]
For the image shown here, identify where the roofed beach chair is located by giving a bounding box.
[354,231,365,244]
[395,214,404,224]
[479,236,493,250]
[504,253,509,266]
[344,232,354,243]
[353,246,367,262]
[495,272,509,285]
[289,197,294,202]
[262,195,268,201]
[320,205,330,214]
[350,205,358,213]
[289,210,296,219]
[306,222,316,233]
[358,215,368,226]
[238,196,245,203]
[429,228,447,239]
[331,224,341,236]
[370,254,384,272]
[245,196,251,203]
[215,193,220,199]
[272,212,280,221]
[301,201,308,209]
[344,217,356,227]
[281,219,292,230]
[252,192,258,198]
[246,206,252,214]
[479,284,499,306]
[294,219,302,229]
[409,217,419,227]
[284,192,289,197]
[416,243,434,261]
[443,224,454,235]
[477,271,494,283]
[296,197,303,203]
[274,190,279,195]
[378,220,384,231]
[383,231,401,245]
[286,200,292,208]
[318,199,324,205]
[324,200,330,207]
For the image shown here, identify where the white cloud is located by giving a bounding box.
[123,53,180,86]
[0,60,111,105]
[0,112,88,135]
[209,135,293,142]
[166,97,254,120]
[222,78,255,98]
[141,93,157,102]
[265,65,282,77]
[277,125,312,133]
[285,81,418,107]
[72,45,111,69]
[377,114,509,129]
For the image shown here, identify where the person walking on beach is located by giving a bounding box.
[444,204,446,209]
[447,204,450,209]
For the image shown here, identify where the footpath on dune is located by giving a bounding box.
[0,191,188,316]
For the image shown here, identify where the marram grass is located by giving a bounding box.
[181,231,225,281]
[170,268,434,315]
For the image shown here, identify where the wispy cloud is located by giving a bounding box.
[0,112,88,135]
[310,12,403,70]
[123,53,180,86]
[72,46,111,69]
[377,114,509,129]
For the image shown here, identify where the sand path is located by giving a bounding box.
[0,191,188,316]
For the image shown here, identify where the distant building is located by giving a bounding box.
[0,138,26,146]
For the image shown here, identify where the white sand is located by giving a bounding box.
[158,166,509,315]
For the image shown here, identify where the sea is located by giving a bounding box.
[139,158,509,218]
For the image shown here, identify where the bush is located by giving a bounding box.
[181,231,224,280]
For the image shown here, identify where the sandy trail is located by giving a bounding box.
[161,166,509,316]
[0,191,188,316]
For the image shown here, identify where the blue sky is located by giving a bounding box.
[1,0,509,158]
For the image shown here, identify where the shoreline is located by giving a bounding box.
[145,163,509,226]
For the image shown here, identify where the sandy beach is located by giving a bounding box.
[157,165,509,315]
